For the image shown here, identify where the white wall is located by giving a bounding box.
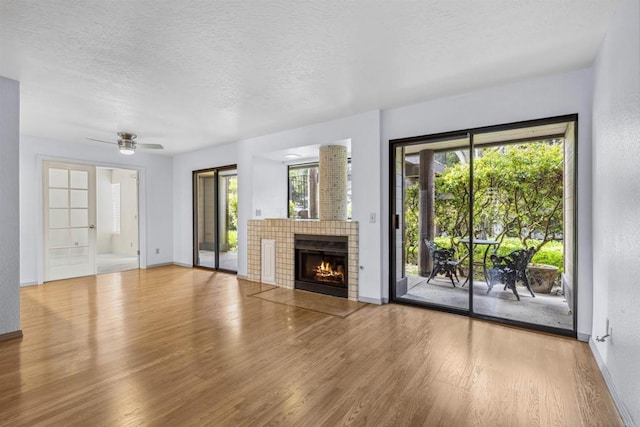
[0,76,20,335]
[381,68,595,336]
[20,135,173,285]
[172,112,382,302]
[252,156,288,219]
[591,0,640,423]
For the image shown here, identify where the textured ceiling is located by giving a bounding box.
[0,0,617,155]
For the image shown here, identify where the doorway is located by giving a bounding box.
[95,167,140,274]
[43,161,140,281]
[193,166,238,272]
[390,116,577,336]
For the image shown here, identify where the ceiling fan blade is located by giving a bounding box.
[138,143,164,149]
[86,137,115,145]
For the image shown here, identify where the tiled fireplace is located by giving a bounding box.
[295,234,348,297]
[247,219,359,300]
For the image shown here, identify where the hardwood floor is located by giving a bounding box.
[0,266,621,426]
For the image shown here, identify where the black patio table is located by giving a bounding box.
[458,238,499,286]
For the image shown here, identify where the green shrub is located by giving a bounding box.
[228,230,238,253]
[495,238,563,273]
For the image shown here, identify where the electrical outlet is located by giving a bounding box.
[155,248,160,254]
[256,209,262,217]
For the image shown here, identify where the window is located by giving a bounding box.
[288,161,351,219]
[112,183,121,234]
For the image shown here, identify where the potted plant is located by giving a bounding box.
[527,263,559,293]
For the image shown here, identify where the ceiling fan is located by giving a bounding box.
[87,132,164,155]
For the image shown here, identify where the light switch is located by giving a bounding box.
[369,213,376,223]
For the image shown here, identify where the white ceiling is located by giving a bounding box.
[0,1,617,155]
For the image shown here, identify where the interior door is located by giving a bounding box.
[44,161,96,281]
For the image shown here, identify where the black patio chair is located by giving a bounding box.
[487,247,536,301]
[425,239,460,287]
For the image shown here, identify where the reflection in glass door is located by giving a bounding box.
[217,170,238,271]
[193,166,237,272]
[391,135,472,312]
[470,130,573,331]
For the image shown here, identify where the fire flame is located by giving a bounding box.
[314,261,345,284]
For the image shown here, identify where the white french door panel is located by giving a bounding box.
[44,161,97,281]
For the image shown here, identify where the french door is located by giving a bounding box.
[44,161,96,281]
[193,166,238,272]
[390,116,577,336]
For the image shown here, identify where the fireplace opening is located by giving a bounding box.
[295,234,348,298]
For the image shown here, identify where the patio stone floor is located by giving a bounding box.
[402,274,573,330]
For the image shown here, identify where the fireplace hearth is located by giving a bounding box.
[295,234,348,298]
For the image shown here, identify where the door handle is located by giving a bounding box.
[89,224,95,229]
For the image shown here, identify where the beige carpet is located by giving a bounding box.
[251,287,368,318]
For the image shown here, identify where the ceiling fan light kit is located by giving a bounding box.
[118,132,137,155]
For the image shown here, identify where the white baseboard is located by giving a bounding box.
[236,274,249,280]
[169,262,192,268]
[589,339,635,426]
[20,281,39,287]
[358,296,383,305]
[577,332,591,342]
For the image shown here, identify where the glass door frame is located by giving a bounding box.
[389,115,578,337]
[192,164,238,273]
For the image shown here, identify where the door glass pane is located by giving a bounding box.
[49,189,69,208]
[49,169,68,187]
[218,171,238,271]
[70,228,89,247]
[194,171,216,268]
[392,146,407,298]
[471,131,572,331]
[49,209,69,228]
[48,248,69,266]
[393,136,471,311]
[70,209,88,227]
[69,247,89,264]
[49,229,69,248]
[70,189,88,208]
[70,170,88,189]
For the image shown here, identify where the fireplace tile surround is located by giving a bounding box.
[247,219,359,300]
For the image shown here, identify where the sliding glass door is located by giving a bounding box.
[390,116,576,336]
[193,166,238,272]
[391,134,472,312]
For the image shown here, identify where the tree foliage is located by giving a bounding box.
[404,183,419,264]
[406,141,564,267]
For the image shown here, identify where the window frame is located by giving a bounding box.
[287,160,351,220]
